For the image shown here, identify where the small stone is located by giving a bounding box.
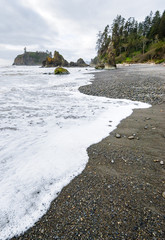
[160,161,164,165]
[162,192,165,198]
[111,160,114,163]
[128,136,134,140]
[116,133,121,138]
[144,125,148,129]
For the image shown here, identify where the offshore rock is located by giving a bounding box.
[69,58,88,67]
[54,67,70,75]
[76,58,88,67]
[42,51,88,68]
[13,51,51,66]
[43,51,69,67]
[69,61,77,67]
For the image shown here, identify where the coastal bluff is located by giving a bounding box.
[13,50,51,66]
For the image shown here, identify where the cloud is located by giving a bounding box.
[0,0,164,65]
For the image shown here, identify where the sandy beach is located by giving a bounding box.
[12,64,165,240]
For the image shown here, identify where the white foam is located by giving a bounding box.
[0,66,150,239]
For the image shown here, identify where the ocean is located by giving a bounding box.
[0,66,149,239]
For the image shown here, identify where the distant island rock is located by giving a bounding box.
[13,49,88,67]
[42,51,88,67]
[13,48,51,66]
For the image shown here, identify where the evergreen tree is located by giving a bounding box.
[159,11,165,40]
[112,15,125,55]
[148,11,161,40]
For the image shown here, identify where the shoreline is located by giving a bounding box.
[12,64,165,240]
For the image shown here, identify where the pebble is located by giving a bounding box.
[128,136,134,140]
[160,161,164,165]
[116,133,121,138]
[144,125,148,129]
[162,192,165,198]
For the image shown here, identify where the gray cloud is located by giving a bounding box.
[0,0,164,65]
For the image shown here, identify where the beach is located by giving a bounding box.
[12,64,165,240]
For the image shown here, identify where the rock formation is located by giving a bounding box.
[95,42,116,70]
[13,51,51,65]
[76,58,88,67]
[42,51,69,67]
[54,67,70,74]
[42,51,88,67]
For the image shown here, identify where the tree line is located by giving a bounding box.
[95,10,165,64]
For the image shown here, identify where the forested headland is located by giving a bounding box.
[92,10,165,65]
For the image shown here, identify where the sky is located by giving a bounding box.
[0,0,164,65]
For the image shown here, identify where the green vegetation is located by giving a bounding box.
[54,67,70,74]
[93,10,165,65]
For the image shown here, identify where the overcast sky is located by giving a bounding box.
[0,0,164,65]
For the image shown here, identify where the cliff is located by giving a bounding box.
[13,51,51,66]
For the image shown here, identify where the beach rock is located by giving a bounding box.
[115,133,121,138]
[95,64,105,70]
[54,67,70,75]
[128,136,135,140]
[104,63,116,70]
[162,192,165,198]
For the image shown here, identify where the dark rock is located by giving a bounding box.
[76,58,88,67]
[69,61,77,67]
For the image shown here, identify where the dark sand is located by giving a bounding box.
[12,64,165,240]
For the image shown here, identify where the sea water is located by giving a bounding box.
[0,66,150,239]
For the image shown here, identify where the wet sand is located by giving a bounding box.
[12,64,165,240]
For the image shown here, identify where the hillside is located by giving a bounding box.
[116,41,165,64]
[93,10,165,67]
